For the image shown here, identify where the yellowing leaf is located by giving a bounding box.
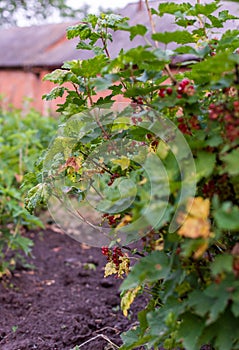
[121,286,141,317]
[154,238,164,251]
[156,140,169,159]
[118,256,130,278]
[60,156,82,173]
[104,257,130,278]
[193,241,209,259]
[116,215,132,230]
[138,177,147,185]
[177,197,212,239]
[112,156,130,170]
[104,261,117,277]
[187,197,210,219]
[178,217,211,239]
[15,174,23,183]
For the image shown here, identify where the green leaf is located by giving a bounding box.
[43,69,76,84]
[151,8,159,15]
[231,294,239,317]
[129,24,147,40]
[11,234,33,255]
[96,176,137,213]
[178,313,204,350]
[76,41,94,50]
[214,202,239,231]
[190,51,236,85]
[187,290,213,317]
[206,292,229,324]
[67,23,92,40]
[195,151,216,180]
[25,183,51,214]
[93,74,120,91]
[99,13,128,29]
[120,327,150,350]
[214,309,238,350]
[112,156,130,170]
[211,254,233,276]
[198,308,238,350]
[152,31,195,45]
[62,56,108,78]
[218,10,238,22]
[217,30,239,51]
[207,14,224,28]
[42,87,66,101]
[203,278,236,324]
[220,148,239,176]
[193,2,219,16]
[120,251,170,291]
[158,3,192,16]
[205,134,223,147]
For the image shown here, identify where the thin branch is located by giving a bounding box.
[145,0,177,85]
[79,150,113,175]
[145,0,158,48]
[84,78,94,106]
[101,29,111,59]
[72,83,82,98]
[122,245,145,257]
[94,113,110,140]
[164,64,177,85]
[95,326,120,334]
[75,334,120,349]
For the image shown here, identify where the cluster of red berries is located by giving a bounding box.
[158,86,173,98]
[137,97,144,105]
[108,173,120,186]
[209,100,239,142]
[146,133,159,148]
[101,246,110,256]
[112,247,124,267]
[157,79,195,100]
[101,246,124,267]
[208,103,224,120]
[176,78,195,99]
[131,116,143,125]
[102,213,120,226]
[177,115,201,135]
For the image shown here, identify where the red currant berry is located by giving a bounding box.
[101,246,109,256]
[158,88,166,98]
[181,78,190,87]
[137,97,143,105]
[166,87,173,95]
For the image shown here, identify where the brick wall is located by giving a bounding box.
[0,67,185,115]
[0,69,130,115]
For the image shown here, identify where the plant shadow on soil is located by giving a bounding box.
[0,226,147,350]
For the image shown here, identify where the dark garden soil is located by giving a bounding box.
[0,226,146,350]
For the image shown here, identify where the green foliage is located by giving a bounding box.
[25,1,239,349]
[0,107,56,276]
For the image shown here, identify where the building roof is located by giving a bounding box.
[0,0,238,69]
[0,22,81,68]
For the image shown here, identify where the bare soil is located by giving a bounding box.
[0,227,143,350]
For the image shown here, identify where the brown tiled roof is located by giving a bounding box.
[0,0,238,69]
[0,22,82,68]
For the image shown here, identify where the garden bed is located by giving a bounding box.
[0,226,145,350]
